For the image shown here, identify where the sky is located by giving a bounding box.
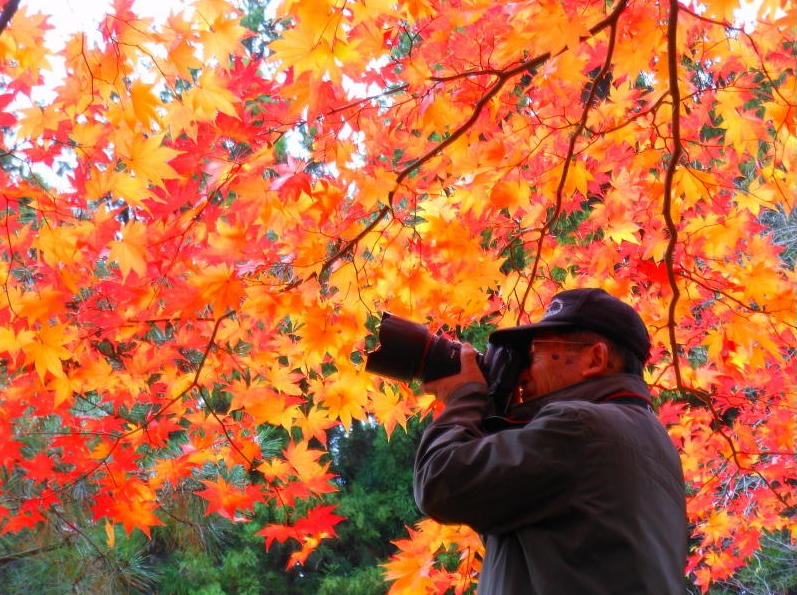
[24,0,192,48]
[17,1,193,188]
[21,0,195,93]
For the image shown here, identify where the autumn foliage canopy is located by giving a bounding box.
[0,0,794,591]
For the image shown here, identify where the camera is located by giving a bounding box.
[364,313,528,414]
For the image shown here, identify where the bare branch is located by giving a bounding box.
[662,0,684,390]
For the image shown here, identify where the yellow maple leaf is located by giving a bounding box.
[398,0,437,20]
[121,134,182,188]
[703,0,742,22]
[735,179,776,216]
[185,70,239,120]
[566,160,595,198]
[164,39,203,79]
[267,365,305,396]
[85,168,151,209]
[590,202,641,245]
[17,286,66,324]
[169,373,195,400]
[269,20,345,80]
[700,509,733,545]
[49,374,81,408]
[232,383,302,428]
[311,373,371,428]
[420,92,458,132]
[369,386,413,437]
[614,16,663,77]
[198,14,248,63]
[296,406,334,445]
[26,323,73,380]
[32,225,81,268]
[129,81,161,128]
[0,327,34,358]
[672,167,718,211]
[257,458,291,482]
[277,0,337,29]
[17,104,66,139]
[164,100,199,141]
[283,440,328,484]
[109,220,149,280]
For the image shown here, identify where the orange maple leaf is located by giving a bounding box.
[196,476,264,521]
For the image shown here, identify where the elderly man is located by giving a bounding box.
[414,288,687,594]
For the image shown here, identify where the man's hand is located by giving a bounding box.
[421,344,487,403]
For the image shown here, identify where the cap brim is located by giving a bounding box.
[489,320,577,346]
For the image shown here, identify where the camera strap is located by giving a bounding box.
[597,391,653,412]
[484,390,654,432]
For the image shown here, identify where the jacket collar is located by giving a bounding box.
[490,374,651,426]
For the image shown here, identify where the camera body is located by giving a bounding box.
[364,313,528,414]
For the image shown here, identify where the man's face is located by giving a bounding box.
[517,335,595,402]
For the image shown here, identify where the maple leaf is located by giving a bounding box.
[369,386,413,437]
[589,202,641,246]
[198,13,249,63]
[282,440,332,486]
[120,133,182,188]
[703,0,743,22]
[0,1,794,591]
[185,69,239,120]
[85,168,152,209]
[108,219,149,280]
[230,382,303,428]
[164,39,203,78]
[187,263,245,315]
[92,478,165,538]
[129,81,161,128]
[25,323,73,380]
[20,452,57,484]
[0,504,47,535]
[196,476,264,521]
[382,527,436,594]
[0,93,17,127]
[489,179,530,211]
[255,504,345,566]
[0,326,35,359]
[296,405,335,445]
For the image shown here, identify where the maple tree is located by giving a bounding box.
[0,0,794,592]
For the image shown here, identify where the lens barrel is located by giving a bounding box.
[365,313,463,382]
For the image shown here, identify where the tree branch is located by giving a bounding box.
[662,0,684,390]
[289,0,632,295]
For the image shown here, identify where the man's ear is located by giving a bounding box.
[580,342,612,378]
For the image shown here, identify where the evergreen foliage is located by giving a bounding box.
[0,417,426,593]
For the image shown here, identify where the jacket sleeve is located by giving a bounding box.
[413,385,588,534]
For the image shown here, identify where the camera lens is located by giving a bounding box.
[365,313,462,382]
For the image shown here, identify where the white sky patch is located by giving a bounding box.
[24,0,193,94]
[16,1,192,189]
[24,0,190,49]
